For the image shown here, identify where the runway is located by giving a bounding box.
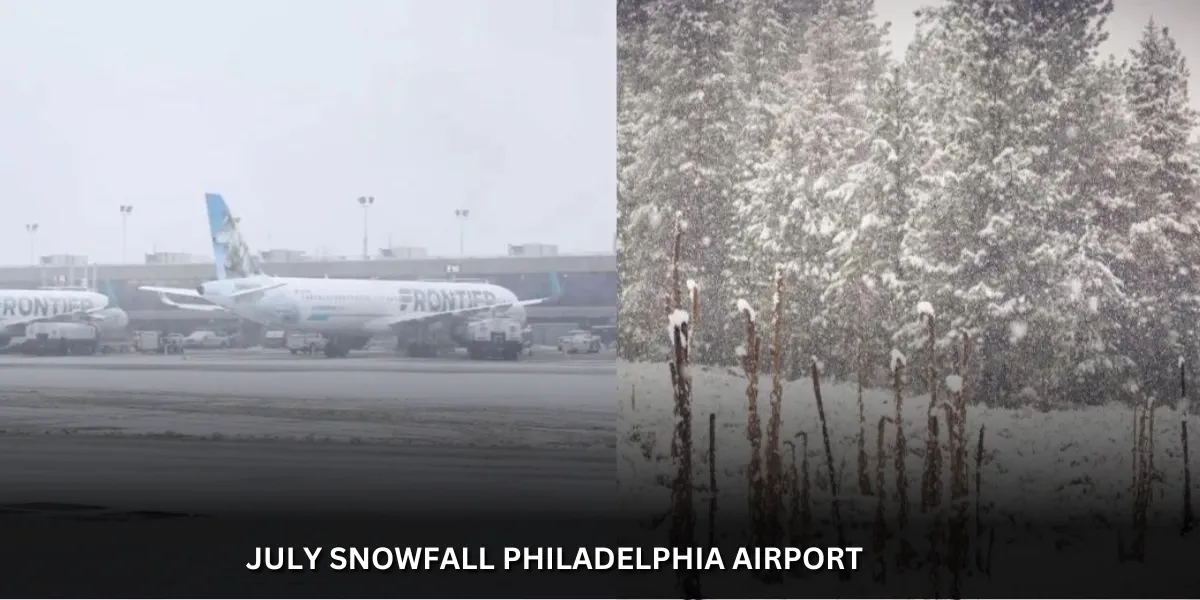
[0,350,615,516]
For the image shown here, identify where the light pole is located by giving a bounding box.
[119,205,133,263]
[24,223,37,265]
[357,196,374,260]
[25,223,41,287]
[454,209,470,258]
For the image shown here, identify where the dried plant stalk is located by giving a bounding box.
[873,416,895,584]
[690,282,701,350]
[764,269,787,556]
[1129,395,1155,561]
[1132,403,1140,487]
[740,306,765,548]
[920,312,939,516]
[947,334,971,597]
[811,358,847,560]
[708,412,718,547]
[665,216,699,599]
[1148,395,1158,488]
[857,343,873,496]
[791,432,812,546]
[784,439,801,544]
[1184,357,1195,535]
[895,356,909,529]
[669,213,683,313]
[974,420,993,573]
[926,312,938,419]
[951,333,971,499]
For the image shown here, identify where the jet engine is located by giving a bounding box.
[90,308,130,332]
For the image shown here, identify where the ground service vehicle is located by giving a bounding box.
[287,332,326,355]
[134,330,161,353]
[263,329,286,349]
[21,322,100,355]
[465,317,524,361]
[559,329,601,354]
[184,330,231,349]
[163,334,186,354]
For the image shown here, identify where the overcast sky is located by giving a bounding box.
[0,0,616,266]
[880,0,1200,115]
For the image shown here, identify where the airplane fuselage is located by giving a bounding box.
[197,276,525,335]
[0,289,109,322]
[0,289,129,344]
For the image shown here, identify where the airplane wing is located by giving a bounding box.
[364,297,550,330]
[138,285,228,312]
[139,285,206,300]
[228,282,287,299]
[138,282,285,312]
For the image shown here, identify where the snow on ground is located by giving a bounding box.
[0,359,614,450]
[620,360,1191,521]
[619,360,1199,595]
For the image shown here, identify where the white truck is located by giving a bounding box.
[21,322,100,356]
[183,330,233,349]
[558,329,602,354]
[465,317,525,361]
[134,330,162,353]
[287,332,327,355]
[263,329,287,349]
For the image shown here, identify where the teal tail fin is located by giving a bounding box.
[100,279,118,304]
[205,193,264,280]
[549,271,563,299]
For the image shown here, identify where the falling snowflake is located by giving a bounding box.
[917,301,935,317]
[945,375,964,393]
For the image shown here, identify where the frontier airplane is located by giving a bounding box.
[0,284,130,348]
[140,193,555,358]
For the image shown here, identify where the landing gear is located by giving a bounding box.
[394,322,447,358]
[405,343,439,358]
[467,341,523,361]
[323,338,349,358]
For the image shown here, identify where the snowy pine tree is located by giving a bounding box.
[621,0,740,364]
[617,0,663,360]
[900,1,1108,404]
[728,0,796,320]
[1122,21,1200,401]
[754,0,885,377]
[823,65,917,385]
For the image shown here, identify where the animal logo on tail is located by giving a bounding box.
[205,193,264,280]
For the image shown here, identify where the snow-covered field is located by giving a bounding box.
[619,359,1199,596]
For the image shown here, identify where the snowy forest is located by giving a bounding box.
[617,0,1200,407]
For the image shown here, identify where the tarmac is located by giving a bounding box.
[0,347,615,516]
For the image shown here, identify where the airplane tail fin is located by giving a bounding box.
[205,193,265,280]
[549,271,563,300]
[100,279,119,306]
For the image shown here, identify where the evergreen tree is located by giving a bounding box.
[901,2,1059,403]
[623,0,740,364]
[728,0,795,317]
[752,0,885,377]
[616,0,660,360]
[1122,21,1200,400]
[824,65,917,384]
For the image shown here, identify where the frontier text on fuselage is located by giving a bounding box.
[0,296,96,318]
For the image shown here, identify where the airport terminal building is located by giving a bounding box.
[0,252,616,341]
